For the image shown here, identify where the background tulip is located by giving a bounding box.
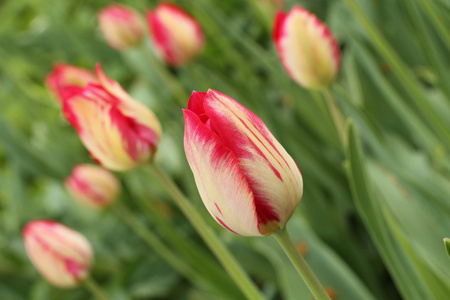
[65,164,120,209]
[146,3,204,66]
[62,64,161,171]
[98,3,144,51]
[23,220,93,288]
[46,63,97,103]
[273,5,341,90]
[183,89,303,237]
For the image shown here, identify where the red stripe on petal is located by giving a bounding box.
[216,217,240,235]
[273,11,287,43]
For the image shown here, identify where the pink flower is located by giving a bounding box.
[46,63,97,104]
[273,6,341,90]
[146,3,204,66]
[98,3,145,50]
[65,164,120,209]
[23,220,93,288]
[183,90,303,236]
[62,64,161,171]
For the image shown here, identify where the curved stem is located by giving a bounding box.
[149,164,265,300]
[274,228,331,300]
[83,276,111,300]
[323,88,346,148]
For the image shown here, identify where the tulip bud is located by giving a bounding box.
[46,63,97,104]
[183,89,303,237]
[98,3,145,50]
[146,3,204,66]
[62,64,162,171]
[23,220,93,288]
[273,6,341,90]
[65,164,120,209]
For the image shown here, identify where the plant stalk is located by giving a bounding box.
[83,276,111,300]
[274,228,331,300]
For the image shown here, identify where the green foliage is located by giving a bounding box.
[1,0,449,299]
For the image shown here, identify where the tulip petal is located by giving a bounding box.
[147,3,204,66]
[63,85,155,171]
[183,109,261,236]
[23,221,92,288]
[203,90,303,234]
[273,6,340,89]
[95,64,162,140]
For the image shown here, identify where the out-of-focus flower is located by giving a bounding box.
[46,63,97,104]
[183,89,303,237]
[62,64,161,171]
[65,164,120,209]
[146,3,204,66]
[98,3,145,50]
[23,220,93,288]
[273,6,341,90]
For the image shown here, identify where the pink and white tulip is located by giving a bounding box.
[183,90,303,237]
[65,164,120,209]
[62,64,161,171]
[98,3,145,50]
[46,63,97,104]
[273,6,341,90]
[146,3,204,66]
[23,220,93,288]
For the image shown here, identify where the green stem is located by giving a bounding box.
[274,228,331,300]
[149,164,265,300]
[344,0,450,149]
[323,88,346,148]
[83,276,111,300]
[114,203,205,286]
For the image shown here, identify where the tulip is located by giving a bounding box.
[62,64,161,171]
[46,63,97,103]
[23,220,93,288]
[273,6,341,90]
[98,3,145,50]
[146,3,204,66]
[65,164,120,209]
[183,89,303,236]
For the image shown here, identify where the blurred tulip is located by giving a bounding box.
[273,6,341,90]
[46,63,97,103]
[23,220,93,288]
[62,64,161,171]
[183,89,303,237]
[146,3,204,66]
[98,3,145,50]
[65,164,120,209]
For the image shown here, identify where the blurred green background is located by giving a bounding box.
[1,0,450,299]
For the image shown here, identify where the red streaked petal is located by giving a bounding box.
[273,6,340,89]
[187,91,208,123]
[183,109,261,236]
[203,90,303,233]
[272,11,287,43]
[64,89,152,171]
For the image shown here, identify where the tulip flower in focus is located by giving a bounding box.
[183,89,303,237]
[273,6,341,90]
[146,3,204,66]
[65,164,120,209]
[23,220,93,288]
[98,3,145,50]
[62,64,161,171]
[46,63,97,104]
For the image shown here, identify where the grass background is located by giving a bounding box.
[1,0,450,299]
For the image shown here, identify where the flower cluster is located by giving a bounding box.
[26,2,341,291]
